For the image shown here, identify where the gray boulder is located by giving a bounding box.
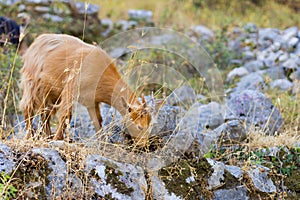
[74,2,99,16]
[167,85,197,107]
[193,120,246,154]
[226,67,249,82]
[243,60,265,72]
[270,79,293,91]
[206,159,225,190]
[244,23,258,33]
[128,9,153,23]
[150,105,183,137]
[247,165,276,193]
[214,186,249,200]
[191,25,215,40]
[85,155,147,199]
[234,73,266,92]
[227,90,283,134]
[282,26,299,42]
[0,144,15,174]
[31,148,67,197]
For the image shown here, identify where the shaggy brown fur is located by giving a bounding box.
[19,34,151,145]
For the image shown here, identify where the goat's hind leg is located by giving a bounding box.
[24,105,35,139]
[41,107,53,138]
[53,85,73,140]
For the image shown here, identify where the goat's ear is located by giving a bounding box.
[121,96,132,112]
[141,94,147,108]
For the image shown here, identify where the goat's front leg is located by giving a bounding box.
[87,103,102,133]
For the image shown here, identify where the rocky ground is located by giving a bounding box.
[0,0,299,199]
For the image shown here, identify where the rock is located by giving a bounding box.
[228,39,241,52]
[85,154,147,199]
[242,50,256,61]
[244,23,258,33]
[179,102,224,134]
[270,79,293,91]
[23,0,49,5]
[282,58,299,70]
[290,68,300,81]
[70,104,96,141]
[101,18,114,37]
[197,102,224,130]
[214,186,249,200]
[109,47,129,58]
[287,37,299,50]
[115,20,131,31]
[150,105,183,137]
[234,72,265,91]
[227,90,283,134]
[229,59,243,66]
[31,148,67,197]
[34,5,50,13]
[167,85,197,107]
[258,28,280,42]
[193,120,246,154]
[219,119,247,142]
[243,60,264,72]
[42,13,64,22]
[278,52,289,62]
[293,80,300,94]
[259,67,286,80]
[191,25,214,40]
[151,175,183,200]
[74,2,99,16]
[247,165,276,193]
[271,41,281,52]
[282,26,298,42]
[128,9,153,23]
[0,0,20,6]
[206,159,225,190]
[295,42,300,55]
[226,67,249,82]
[225,165,243,179]
[0,143,15,174]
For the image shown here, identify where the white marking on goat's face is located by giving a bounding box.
[120,87,126,92]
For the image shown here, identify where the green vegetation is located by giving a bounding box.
[0,172,17,200]
[0,47,22,137]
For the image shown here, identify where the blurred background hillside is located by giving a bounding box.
[93,0,300,29]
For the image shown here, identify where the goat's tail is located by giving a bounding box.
[19,73,42,112]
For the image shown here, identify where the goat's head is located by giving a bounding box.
[121,95,152,146]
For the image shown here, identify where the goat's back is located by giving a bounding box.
[20,34,121,112]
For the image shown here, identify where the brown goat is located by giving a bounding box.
[19,33,151,145]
